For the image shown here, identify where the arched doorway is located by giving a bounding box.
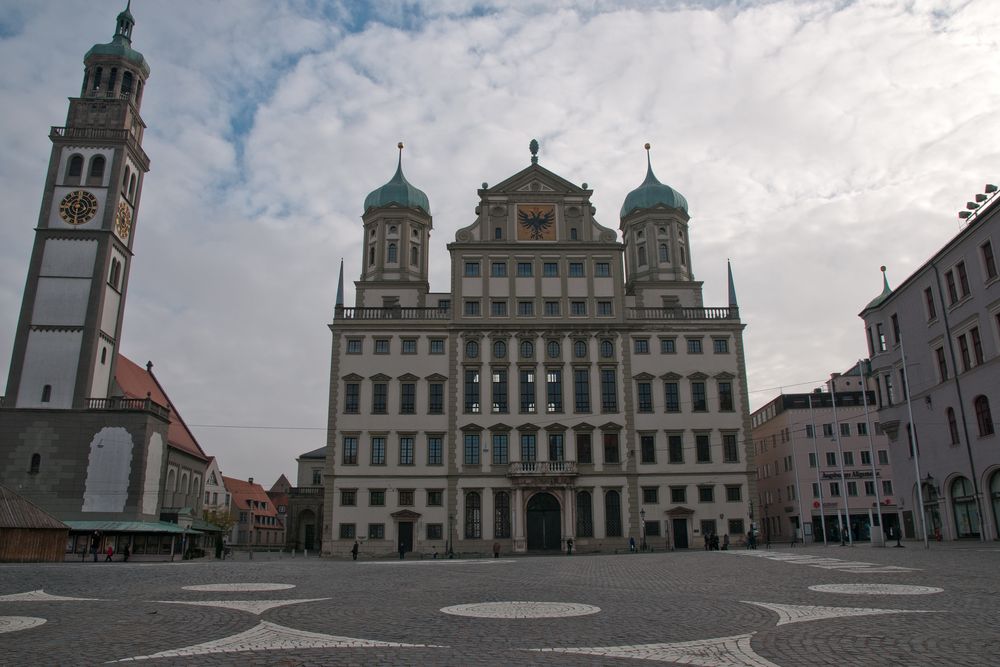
[526,492,561,551]
[991,471,1000,539]
[951,476,980,538]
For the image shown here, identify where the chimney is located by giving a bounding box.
[248,477,254,484]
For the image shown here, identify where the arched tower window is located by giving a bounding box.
[387,242,397,264]
[659,243,670,263]
[465,491,482,538]
[129,174,137,199]
[121,71,134,98]
[66,155,84,185]
[368,246,375,266]
[604,490,622,537]
[637,244,647,266]
[495,227,502,240]
[87,155,106,185]
[180,472,190,494]
[947,407,959,444]
[81,69,90,96]
[122,166,131,190]
[167,468,177,492]
[109,258,121,289]
[29,453,41,474]
[100,347,107,365]
[108,68,118,93]
[93,67,103,91]
[410,245,418,266]
[680,246,687,266]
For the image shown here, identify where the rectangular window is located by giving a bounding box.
[718,382,733,411]
[668,435,683,463]
[492,369,508,413]
[520,369,536,413]
[664,381,680,412]
[426,523,443,540]
[340,489,356,506]
[544,300,560,316]
[687,338,703,354]
[640,434,656,463]
[398,490,414,506]
[945,269,959,304]
[890,313,900,345]
[518,300,534,316]
[696,434,711,463]
[634,339,650,354]
[543,262,559,277]
[491,300,508,317]
[982,240,998,279]
[574,368,591,412]
[427,436,443,465]
[642,487,659,504]
[847,481,858,497]
[549,433,565,461]
[725,485,742,502]
[371,436,386,465]
[516,262,533,277]
[878,449,889,465]
[464,261,480,277]
[882,480,893,495]
[936,347,949,381]
[428,382,444,414]
[864,480,876,496]
[597,301,613,316]
[822,423,834,437]
[660,338,676,354]
[959,334,972,371]
[595,261,610,277]
[346,338,363,354]
[723,433,739,463]
[374,338,390,354]
[491,261,507,277]
[464,300,481,316]
[713,339,729,354]
[546,369,563,413]
[691,382,707,412]
[844,451,855,466]
[368,524,385,539]
[464,369,480,413]
[429,338,445,354]
[569,262,584,277]
[339,524,356,539]
[825,452,836,466]
[464,434,480,465]
[840,423,850,437]
[399,436,414,465]
[924,287,937,320]
[600,369,617,411]
[637,381,653,412]
[344,383,360,414]
[971,326,984,364]
[812,482,819,498]
[370,489,385,506]
[876,323,887,352]
[603,432,620,463]
[520,433,537,462]
[401,338,417,354]
[400,383,415,414]
[372,383,388,414]
[860,450,872,465]
[427,490,443,506]
[577,433,592,464]
[670,486,686,503]
[808,452,817,467]
[570,301,587,316]
[698,486,714,503]
[342,436,358,465]
[957,261,970,297]
[805,424,814,438]
[492,433,509,464]
[829,481,840,497]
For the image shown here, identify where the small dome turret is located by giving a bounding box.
[620,143,687,218]
[84,1,150,78]
[364,143,430,215]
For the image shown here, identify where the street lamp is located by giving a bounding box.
[447,513,455,558]
[639,509,646,551]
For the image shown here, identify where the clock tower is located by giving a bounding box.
[5,3,150,409]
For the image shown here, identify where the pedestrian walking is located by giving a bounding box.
[629,536,636,552]
[122,544,130,562]
[492,541,501,558]
[351,540,359,561]
[398,541,405,560]
[566,538,573,555]
[722,534,729,551]
[105,545,114,562]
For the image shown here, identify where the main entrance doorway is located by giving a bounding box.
[526,492,561,551]
[672,518,689,549]
[398,521,413,554]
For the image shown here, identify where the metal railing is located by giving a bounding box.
[50,126,148,166]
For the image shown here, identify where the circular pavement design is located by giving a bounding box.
[440,601,601,618]
[809,583,944,595]
[181,583,296,592]
[0,617,46,634]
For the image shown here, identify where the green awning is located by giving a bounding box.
[190,518,224,533]
[64,520,190,534]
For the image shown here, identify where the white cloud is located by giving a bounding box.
[1,0,998,483]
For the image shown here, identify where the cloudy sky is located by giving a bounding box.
[1,0,997,486]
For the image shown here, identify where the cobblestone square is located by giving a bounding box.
[1,543,997,666]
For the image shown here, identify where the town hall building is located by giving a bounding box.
[319,141,755,556]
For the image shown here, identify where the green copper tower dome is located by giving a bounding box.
[620,144,688,218]
[84,1,150,78]
[364,143,430,215]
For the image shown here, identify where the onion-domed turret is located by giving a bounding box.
[84,1,150,79]
[620,144,687,218]
[364,143,430,215]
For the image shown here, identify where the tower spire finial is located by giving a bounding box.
[397,141,404,168]
[335,259,345,310]
[727,259,739,310]
[529,139,539,164]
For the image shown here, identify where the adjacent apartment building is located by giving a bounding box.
[320,142,754,556]
[751,366,896,545]
[860,183,999,541]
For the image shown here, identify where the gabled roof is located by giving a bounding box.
[223,476,277,518]
[298,446,327,460]
[115,355,208,461]
[270,474,291,493]
[0,485,68,530]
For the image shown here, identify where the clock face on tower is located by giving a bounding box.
[516,204,556,241]
[115,202,132,239]
[58,190,99,225]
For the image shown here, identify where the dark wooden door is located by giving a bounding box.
[672,518,689,549]
[527,493,561,550]
[399,521,413,553]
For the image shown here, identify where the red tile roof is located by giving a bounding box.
[115,355,208,461]
[223,476,278,519]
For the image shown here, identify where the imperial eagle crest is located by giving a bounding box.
[517,205,556,240]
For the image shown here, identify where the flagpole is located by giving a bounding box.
[808,393,828,546]
[858,359,885,545]
[899,334,930,549]
[829,384,853,546]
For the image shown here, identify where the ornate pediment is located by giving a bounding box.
[370,373,392,382]
[390,509,422,520]
[397,373,419,382]
[633,372,655,381]
[342,373,364,381]
[660,372,682,381]
[425,373,448,382]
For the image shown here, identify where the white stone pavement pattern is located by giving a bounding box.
[0,544,996,665]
